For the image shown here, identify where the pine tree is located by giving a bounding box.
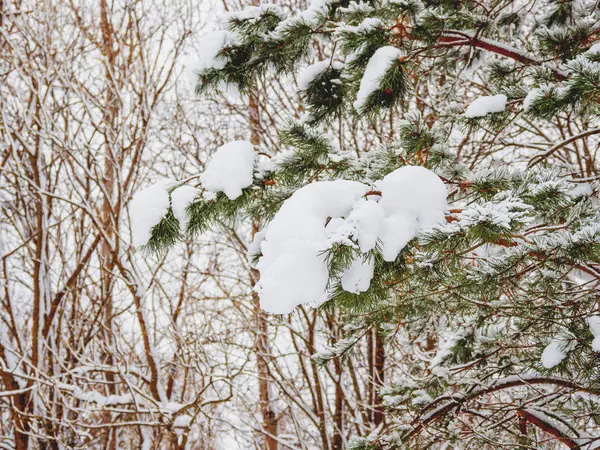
[135,0,600,447]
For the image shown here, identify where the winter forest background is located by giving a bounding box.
[2,0,600,448]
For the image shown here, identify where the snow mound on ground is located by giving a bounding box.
[255,166,447,313]
[129,179,175,247]
[354,46,404,112]
[464,94,507,118]
[201,140,256,200]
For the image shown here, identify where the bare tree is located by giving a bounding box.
[0,0,424,448]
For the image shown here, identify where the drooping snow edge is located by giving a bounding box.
[200,140,256,200]
[464,94,507,118]
[354,46,404,112]
[255,166,447,314]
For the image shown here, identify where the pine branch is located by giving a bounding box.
[516,409,580,449]
[528,127,600,168]
[436,30,567,80]
[407,375,600,440]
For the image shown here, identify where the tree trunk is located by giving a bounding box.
[99,1,119,448]
[327,313,344,450]
[254,289,279,450]
[249,91,278,449]
[373,330,385,426]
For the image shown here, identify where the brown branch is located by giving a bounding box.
[113,257,163,402]
[516,409,579,449]
[528,127,600,168]
[407,376,600,440]
[437,32,566,81]
[42,233,102,340]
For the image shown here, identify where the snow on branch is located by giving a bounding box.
[354,46,404,112]
[254,166,446,313]
[464,94,507,118]
[200,140,256,200]
[409,374,600,440]
[517,408,580,449]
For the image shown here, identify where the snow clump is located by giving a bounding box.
[200,140,256,200]
[255,166,447,313]
[354,46,404,112]
[541,336,574,368]
[297,60,343,91]
[588,316,600,352]
[129,179,175,247]
[464,94,507,118]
